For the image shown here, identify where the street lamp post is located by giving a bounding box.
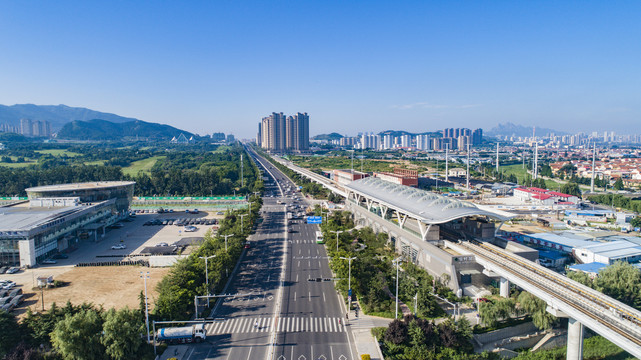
[240,213,248,228]
[392,257,403,319]
[223,234,235,251]
[330,230,344,253]
[199,255,216,307]
[340,256,357,316]
[140,272,150,343]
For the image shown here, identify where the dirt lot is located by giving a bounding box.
[17,266,169,318]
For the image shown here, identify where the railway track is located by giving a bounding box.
[458,240,641,348]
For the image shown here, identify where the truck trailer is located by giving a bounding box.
[156,323,206,344]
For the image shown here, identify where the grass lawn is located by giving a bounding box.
[0,161,36,168]
[212,145,232,153]
[122,156,165,176]
[500,164,591,190]
[83,160,106,166]
[35,149,82,157]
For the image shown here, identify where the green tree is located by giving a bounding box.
[51,309,105,360]
[101,308,146,360]
[614,178,624,190]
[594,262,641,309]
[560,182,581,197]
[630,217,641,228]
[0,310,21,357]
[517,291,557,330]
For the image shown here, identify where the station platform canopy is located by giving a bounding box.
[345,177,514,225]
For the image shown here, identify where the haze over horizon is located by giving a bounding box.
[1,1,639,138]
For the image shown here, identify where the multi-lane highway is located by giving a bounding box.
[173,148,357,360]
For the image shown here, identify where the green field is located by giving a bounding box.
[0,161,36,168]
[35,149,82,157]
[212,145,232,153]
[122,156,165,176]
[83,160,106,166]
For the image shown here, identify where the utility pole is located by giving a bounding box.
[140,272,150,342]
[340,256,357,315]
[534,143,538,180]
[496,142,499,174]
[590,143,596,193]
[240,213,248,228]
[198,255,216,307]
[331,230,344,253]
[241,154,244,188]
[414,292,418,316]
[445,144,449,183]
[223,233,235,251]
[466,143,470,190]
[392,257,403,319]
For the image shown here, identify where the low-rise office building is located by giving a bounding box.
[0,181,135,267]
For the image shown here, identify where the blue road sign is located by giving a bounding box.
[307,216,322,224]
[348,289,352,296]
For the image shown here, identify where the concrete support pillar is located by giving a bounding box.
[566,318,584,360]
[499,277,510,298]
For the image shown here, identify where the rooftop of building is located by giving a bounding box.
[345,176,514,225]
[568,262,609,274]
[577,240,641,259]
[0,205,89,231]
[26,181,136,192]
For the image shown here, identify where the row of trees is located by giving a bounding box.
[1,301,153,360]
[587,194,641,214]
[378,315,486,360]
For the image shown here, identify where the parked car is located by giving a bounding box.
[111,244,127,250]
[41,259,57,265]
[244,242,251,249]
[184,226,198,232]
[156,242,168,247]
[0,267,7,274]
[53,253,69,259]
[6,267,20,274]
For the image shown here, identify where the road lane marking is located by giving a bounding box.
[246,347,252,360]
[323,292,326,302]
[294,291,296,301]
[308,291,311,302]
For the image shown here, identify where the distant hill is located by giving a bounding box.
[312,132,344,141]
[486,122,567,138]
[0,104,139,131]
[57,119,196,141]
[378,130,442,137]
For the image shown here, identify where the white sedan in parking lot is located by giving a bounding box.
[111,244,127,250]
[184,226,198,232]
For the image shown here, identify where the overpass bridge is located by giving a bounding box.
[271,153,641,359]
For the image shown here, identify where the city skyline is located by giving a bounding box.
[1,2,640,137]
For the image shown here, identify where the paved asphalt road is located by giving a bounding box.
[172,149,357,360]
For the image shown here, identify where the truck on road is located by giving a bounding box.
[156,323,206,344]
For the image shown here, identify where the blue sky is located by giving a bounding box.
[1,1,640,137]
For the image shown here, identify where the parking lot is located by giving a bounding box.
[1,209,225,317]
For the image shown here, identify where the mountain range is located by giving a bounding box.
[485,122,567,138]
[0,104,139,131]
[57,119,196,140]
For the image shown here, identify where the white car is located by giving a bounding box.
[184,226,198,232]
[6,267,20,274]
[111,244,127,250]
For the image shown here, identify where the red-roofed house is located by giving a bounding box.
[514,187,580,205]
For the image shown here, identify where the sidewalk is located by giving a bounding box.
[348,311,393,360]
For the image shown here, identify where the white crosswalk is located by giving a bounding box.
[204,317,345,334]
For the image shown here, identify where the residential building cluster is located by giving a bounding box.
[325,128,483,151]
[0,119,52,137]
[497,130,641,148]
[257,112,309,152]
[550,157,641,187]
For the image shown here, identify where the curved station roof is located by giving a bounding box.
[345,177,514,225]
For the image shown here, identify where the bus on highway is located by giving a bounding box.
[315,231,324,244]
